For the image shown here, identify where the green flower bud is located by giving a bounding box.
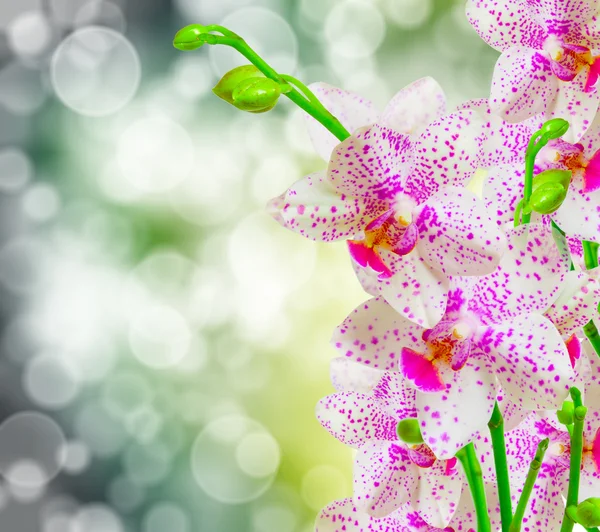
[532,169,572,193]
[528,181,568,215]
[557,400,574,425]
[173,24,209,51]
[540,118,570,140]
[231,77,282,113]
[576,498,600,527]
[212,65,267,105]
[396,418,424,445]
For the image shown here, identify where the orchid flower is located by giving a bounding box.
[269,79,506,329]
[466,0,600,143]
[317,372,463,527]
[332,223,575,459]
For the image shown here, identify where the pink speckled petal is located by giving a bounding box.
[545,270,600,338]
[415,187,506,276]
[305,83,378,161]
[269,170,374,242]
[417,358,497,460]
[379,77,447,135]
[416,458,463,528]
[447,483,502,532]
[353,440,417,517]
[330,358,386,393]
[482,165,527,228]
[409,110,485,202]
[583,346,600,437]
[328,125,412,200]
[478,314,575,410]
[332,296,425,371]
[519,463,567,531]
[546,68,600,143]
[583,147,600,192]
[371,372,418,422]
[378,250,449,329]
[316,392,398,448]
[490,47,558,124]
[315,498,406,532]
[468,223,570,324]
[552,178,600,242]
[352,258,381,297]
[496,388,529,431]
[465,0,547,51]
[580,460,600,501]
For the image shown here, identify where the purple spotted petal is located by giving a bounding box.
[490,46,559,124]
[468,223,570,324]
[408,110,485,203]
[316,393,398,448]
[268,170,376,242]
[415,458,463,528]
[353,440,417,517]
[379,77,447,135]
[417,357,497,460]
[545,270,600,338]
[580,462,600,501]
[305,83,378,161]
[330,358,386,393]
[447,483,502,532]
[551,176,600,242]
[378,250,449,329]
[415,186,506,276]
[315,498,408,532]
[328,125,412,200]
[371,372,418,422]
[332,296,425,371]
[466,0,547,51]
[482,165,527,228]
[477,314,575,410]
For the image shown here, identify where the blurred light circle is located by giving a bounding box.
[128,304,191,369]
[133,249,196,298]
[0,0,42,30]
[0,412,66,488]
[117,116,193,193]
[0,237,43,294]
[0,147,31,192]
[301,465,348,511]
[49,0,94,27]
[74,1,126,32]
[210,8,298,76]
[170,55,213,101]
[174,0,277,26]
[72,504,124,532]
[60,441,90,474]
[44,515,73,532]
[51,26,140,117]
[123,443,172,487]
[125,406,162,443]
[74,402,127,457]
[253,504,297,532]
[381,0,432,28]
[324,0,385,59]
[7,11,52,57]
[143,502,191,532]
[191,415,280,503]
[235,432,280,478]
[0,63,47,115]
[23,354,80,409]
[22,183,61,222]
[102,373,152,418]
[107,476,145,512]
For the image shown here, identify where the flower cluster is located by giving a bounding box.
[265,2,600,530]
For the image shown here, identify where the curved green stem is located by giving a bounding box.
[456,443,491,532]
[509,438,549,532]
[488,403,513,532]
[177,28,350,142]
[561,387,588,532]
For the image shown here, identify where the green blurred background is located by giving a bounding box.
[0,0,499,530]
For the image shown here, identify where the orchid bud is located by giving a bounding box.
[231,77,282,113]
[173,24,209,51]
[557,400,574,425]
[527,182,568,214]
[576,498,600,527]
[212,65,267,105]
[532,169,572,192]
[539,118,570,141]
[396,418,424,445]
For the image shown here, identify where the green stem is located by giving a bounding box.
[582,240,600,358]
[488,403,513,532]
[560,387,588,532]
[509,438,549,532]
[192,30,350,142]
[456,443,491,532]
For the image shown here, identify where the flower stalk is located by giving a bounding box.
[488,402,513,532]
[456,443,491,532]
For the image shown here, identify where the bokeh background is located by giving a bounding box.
[0,0,500,530]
